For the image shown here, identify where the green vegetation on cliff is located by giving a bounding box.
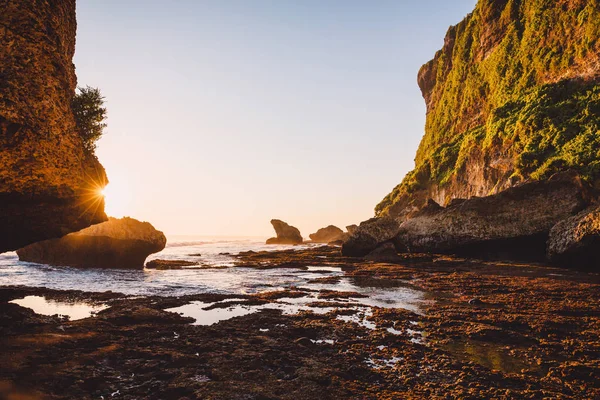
[377,0,599,216]
[72,86,107,153]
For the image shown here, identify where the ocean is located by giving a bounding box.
[0,236,427,316]
[0,237,307,295]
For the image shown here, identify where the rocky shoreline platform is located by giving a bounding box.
[1,246,598,399]
[343,172,600,271]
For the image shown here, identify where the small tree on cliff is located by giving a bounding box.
[72,86,107,153]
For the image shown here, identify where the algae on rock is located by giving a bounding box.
[377,0,600,217]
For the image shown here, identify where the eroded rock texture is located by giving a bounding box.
[0,0,107,253]
[394,173,590,261]
[341,217,402,257]
[17,217,166,269]
[548,205,600,270]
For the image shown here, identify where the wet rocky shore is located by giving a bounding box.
[1,246,599,399]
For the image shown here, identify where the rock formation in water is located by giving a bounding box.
[548,205,600,270]
[17,218,166,269]
[376,0,599,218]
[266,219,303,245]
[146,259,199,270]
[309,225,345,243]
[0,0,108,253]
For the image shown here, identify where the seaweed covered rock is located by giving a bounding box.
[0,0,108,252]
[266,219,303,245]
[309,225,345,243]
[17,218,166,269]
[341,217,402,257]
[146,259,199,270]
[394,173,590,261]
[548,206,600,270]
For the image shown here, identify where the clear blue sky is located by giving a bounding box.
[75,0,477,237]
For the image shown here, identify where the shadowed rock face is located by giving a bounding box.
[341,217,402,257]
[0,0,107,252]
[17,218,166,269]
[266,220,303,245]
[394,173,590,262]
[309,225,345,243]
[364,242,402,263]
[346,225,358,235]
[548,206,600,270]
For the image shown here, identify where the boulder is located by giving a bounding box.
[364,242,402,263]
[394,173,590,261]
[17,217,166,269]
[341,216,402,257]
[346,225,359,235]
[548,206,600,270]
[266,219,303,245]
[309,225,345,243]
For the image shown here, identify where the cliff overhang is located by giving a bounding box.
[0,0,108,252]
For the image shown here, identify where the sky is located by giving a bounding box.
[74,0,477,237]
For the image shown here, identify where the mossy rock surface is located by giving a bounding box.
[377,0,600,216]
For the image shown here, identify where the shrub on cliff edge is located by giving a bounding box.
[72,86,107,153]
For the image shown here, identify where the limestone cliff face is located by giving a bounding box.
[0,0,107,252]
[377,0,600,218]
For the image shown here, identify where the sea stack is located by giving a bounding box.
[17,217,166,269]
[0,0,108,253]
[266,219,303,245]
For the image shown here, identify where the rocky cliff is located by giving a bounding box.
[377,0,599,218]
[0,0,107,252]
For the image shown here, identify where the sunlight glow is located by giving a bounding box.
[101,181,132,219]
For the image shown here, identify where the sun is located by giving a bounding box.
[99,182,130,218]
